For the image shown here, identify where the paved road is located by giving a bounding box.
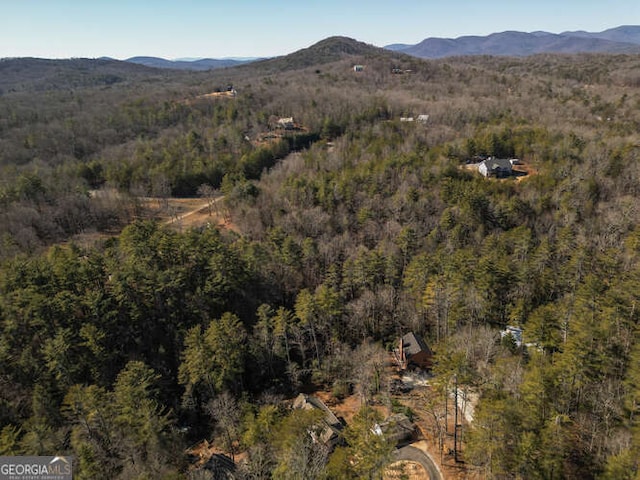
[394,445,443,480]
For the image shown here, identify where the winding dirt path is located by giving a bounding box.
[163,201,210,226]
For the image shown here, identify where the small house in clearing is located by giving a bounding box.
[400,115,428,123]
[397,332,433,370]
[293,394,344,450]
[501,326,523,347]
[276,117,295,130]
[478,157,513,178]
[353,65,364,72]
[373,413,415,446]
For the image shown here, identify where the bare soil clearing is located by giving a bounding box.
[462,160,538,182]
[513,163,538,181]
[157,197,235,231]
[67,195,237,249]
[385,460,428,479]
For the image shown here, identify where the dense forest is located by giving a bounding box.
[2,38,640,479]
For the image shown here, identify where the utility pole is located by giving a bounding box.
[454,374,459,463]
[444,380,448,434]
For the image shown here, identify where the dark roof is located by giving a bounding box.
[482,157,513,170]
[293,394,343,447]
[374,413,415,444]
[202,454,235,479]
[402,332,430,357]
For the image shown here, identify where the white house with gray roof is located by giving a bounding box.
[478,157,513,178]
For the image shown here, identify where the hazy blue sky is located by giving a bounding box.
[2,0,638,59]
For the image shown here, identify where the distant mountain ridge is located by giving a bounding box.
[4,25,639,82]
[386,25,640,58]
[124,56,259,71]
[561,25,640,44]
[0,57,163,93]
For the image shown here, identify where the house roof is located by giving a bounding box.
[482,157,513,170]
[202,454,235,478]
[402,332,430,357]
[373,413,415,444]
[293,394,343,446]
[501,326,523,346]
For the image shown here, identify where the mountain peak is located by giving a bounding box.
[247,35,392,73]
[298,36,385,60]
[309,36,373,52]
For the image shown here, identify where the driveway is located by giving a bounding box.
[394,445,443,480]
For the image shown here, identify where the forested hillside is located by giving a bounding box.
[2,39,640,479]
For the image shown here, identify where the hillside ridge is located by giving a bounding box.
[386,25,640,58]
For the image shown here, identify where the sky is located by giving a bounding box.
[1,0,639,60]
